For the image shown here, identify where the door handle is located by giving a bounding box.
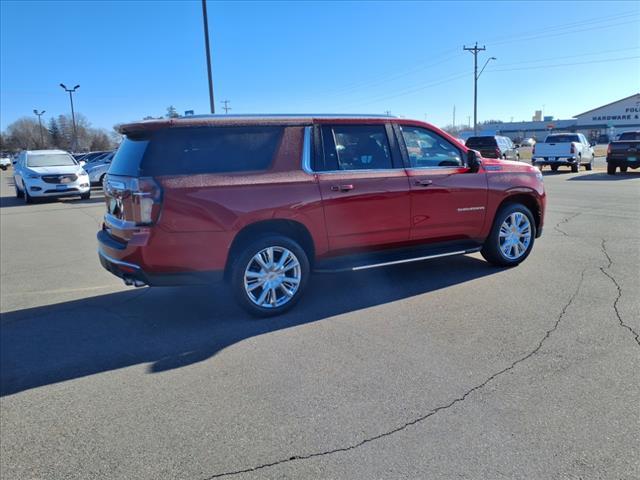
[415,179,433,186]
[330,184,354,192]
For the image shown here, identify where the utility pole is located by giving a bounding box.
[384,110,392,116]
[467,116,471,128]
[221,100,231,114]
[33,109,46,148]
[463,42,495,135]
[201,0,215,114]
[59,83,80,151]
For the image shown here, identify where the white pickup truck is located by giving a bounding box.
[532,133,594,172]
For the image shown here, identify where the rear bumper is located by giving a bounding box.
[97,230,223,286]
[532,157,578,166]
[607,156,640,168]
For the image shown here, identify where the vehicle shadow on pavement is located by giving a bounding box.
[1,255,497,397]
[567,172,639,181]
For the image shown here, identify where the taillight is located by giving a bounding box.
[607,143,612,156]
[570,143,575,154]
[131,177,163,225]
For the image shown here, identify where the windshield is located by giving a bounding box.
[27,153,77,167]
[545,135,580,143]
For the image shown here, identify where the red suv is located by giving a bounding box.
[98,115,545,316]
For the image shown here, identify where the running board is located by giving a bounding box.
[314,242,482,273]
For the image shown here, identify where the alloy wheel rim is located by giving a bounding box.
[244,246,301,308]
[498,212,531,260]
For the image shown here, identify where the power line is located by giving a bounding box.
[221,100,231,114]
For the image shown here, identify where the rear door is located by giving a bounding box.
[314,123,411,251]
[396,124,488,242]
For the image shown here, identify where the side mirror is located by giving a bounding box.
[467,149,481,173]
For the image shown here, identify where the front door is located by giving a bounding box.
[315,123,411,251]
[396,124,488,242]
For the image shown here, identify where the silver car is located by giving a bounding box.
[84,152,114,185]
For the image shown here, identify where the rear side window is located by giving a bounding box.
[109,137,150,177]
[319,125,392,171]
[466,136,497,148]
[110,126,284,177]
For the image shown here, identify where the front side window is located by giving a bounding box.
[319,125,392,171]
[27,153,77,167]
[401,126,463,168]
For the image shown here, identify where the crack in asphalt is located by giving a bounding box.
[202,269,588,479]
[553,212,581,236]
[599,239,640,347]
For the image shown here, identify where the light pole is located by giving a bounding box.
[59,83,80,151]
[463,42,496,135]
[201,0,215,114]
[33,109,46,148]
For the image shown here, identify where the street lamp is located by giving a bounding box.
[59,83,80,151]
[33,109,46,148]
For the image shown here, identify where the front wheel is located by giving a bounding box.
[15,182,23,198]
[481,204,536,267]
[585,160,593,171]
[607,163,617,175]
[620,166,628,173]
[551,165,558,172]
[81,191,91,200]
[230,235,310,317]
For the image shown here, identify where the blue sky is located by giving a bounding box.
[1,0,639,132]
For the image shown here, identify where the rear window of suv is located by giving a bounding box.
[465,137,497,148]
[109,126,284,177]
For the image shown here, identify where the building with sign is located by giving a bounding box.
[459,93,640,143]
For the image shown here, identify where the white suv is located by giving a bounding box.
[13,150,91,203]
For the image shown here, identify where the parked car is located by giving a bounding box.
[80,151,111,164]
[98,114,545,316]
[532,133,594,172]
[606,131,640,175]
[0,156,11,170]
[465,135,519,161]
[13,149,91,203]
[84,151,115,184]
[516,138,536,162]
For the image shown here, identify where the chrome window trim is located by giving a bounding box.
[313,168,405,175]
[404,165,467,171]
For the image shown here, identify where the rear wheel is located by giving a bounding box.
[607,163,617,175]
[230,235,310,317]
[620,166,628,173]
[571,157,580,173]
[15,183,23,198]
[551,165,558,172]
[481,203,536,267]
[24,189,33,204]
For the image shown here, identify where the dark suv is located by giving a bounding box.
[98,115,545,316]
[465,135,519,161]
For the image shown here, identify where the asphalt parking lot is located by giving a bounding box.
[1,161,638,479]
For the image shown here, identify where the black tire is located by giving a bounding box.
[551,165,558,172]
[230,235,310,317]
[99,173,106,186]
[81,191,91,200]
[15,183,23,198]
[24,189,33,204]
[585,160,593,171]
[571,162,579,173]
[481,203,536,267]
[620,166,628,173]
[607,163,617,175]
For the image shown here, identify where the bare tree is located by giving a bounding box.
[5,117,47,150]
